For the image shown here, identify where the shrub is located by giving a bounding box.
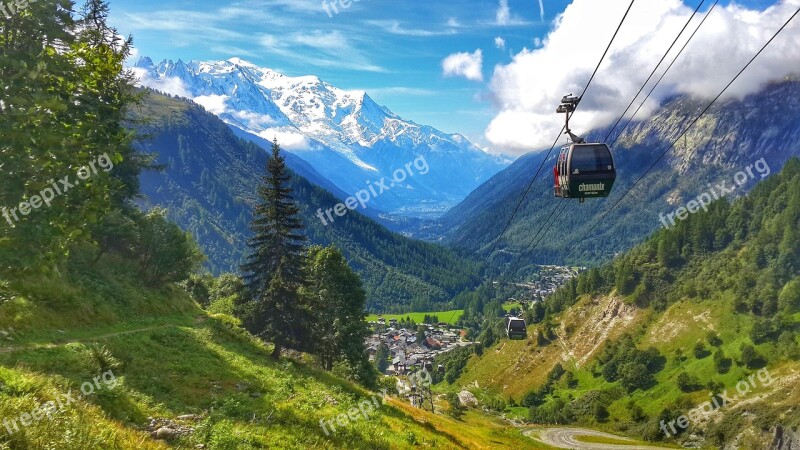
[714,349,732,373]
[739,344,766,369]
[707,331,723,347]
[693,342,710,359]
[677,372,702,392]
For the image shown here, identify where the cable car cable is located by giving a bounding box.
[495,0,775,295]
[571,4,800,248]
[602,0,707,144]
[502,199,569,282]
[484,126,565,262]
[608,0,720,148]
[482,0,637,268]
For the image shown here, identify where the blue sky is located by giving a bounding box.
[108,0,781,152]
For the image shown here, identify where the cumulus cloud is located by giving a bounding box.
[495,37,506,50]
[442,49,484,82]
[485,0,800,154]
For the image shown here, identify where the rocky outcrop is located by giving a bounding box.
[772,425,800,450]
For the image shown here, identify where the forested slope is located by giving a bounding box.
[442,158,800,448]
[133,92,480,312]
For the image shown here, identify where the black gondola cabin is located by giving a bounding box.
[506,317,527,340]
[554,143,616,200]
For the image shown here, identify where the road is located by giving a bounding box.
[524,427,674,450]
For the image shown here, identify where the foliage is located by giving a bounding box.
[136,208,205,286]
[676,372,702,392]
[446,392,465,419]
[714,349,732,374]
[304,245,375,386]
[0,0,148,271]
[236,141,309,359]
[693,341,710,359]
[133,93,481,312]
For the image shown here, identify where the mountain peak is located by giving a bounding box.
[134,56,508,216]
[134,56,155,70]
[227,57,259,68]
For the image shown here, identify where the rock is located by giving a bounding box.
[177,414,200,421]
[155,427,178,440]
[457,390,478,407]
[249,392,262,398]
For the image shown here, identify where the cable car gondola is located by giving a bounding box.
[506,316,527,340]
[553,95,616,202]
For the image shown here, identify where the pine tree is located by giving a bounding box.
[238,139,307,359]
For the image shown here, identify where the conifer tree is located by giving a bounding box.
[238,140,308,359]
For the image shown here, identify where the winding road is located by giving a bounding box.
[524,427,674,450]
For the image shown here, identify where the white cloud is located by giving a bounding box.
[538,0,545,22]
[132,68,192,98]
[257,31,387,73]
[194,94,228,115]
[258,128,310,150]
[442,49,484,82]
[494,37,506,50]
[367,20,458,36]
[496,0,511,25]
[232,110,278,129]
[485,0,800,155]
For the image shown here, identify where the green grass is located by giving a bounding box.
[366,310,464,325]
[0,314,469,449]
[0,249,547,449]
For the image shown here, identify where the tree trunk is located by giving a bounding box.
[271,343,282,360]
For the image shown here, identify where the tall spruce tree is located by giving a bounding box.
[238,139,308,359]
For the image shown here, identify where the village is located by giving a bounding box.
[365,317,470,377]
[364,265,581,406]
[504,264,583,306]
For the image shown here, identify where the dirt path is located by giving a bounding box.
[0,324,174,354]
[524,427,674,450]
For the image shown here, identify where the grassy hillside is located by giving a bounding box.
[0,250,546,449]
[440,158,800,448]
[133,92,480,312]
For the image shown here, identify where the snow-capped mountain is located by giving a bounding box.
[133,57,508,217]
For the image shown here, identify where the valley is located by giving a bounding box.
[2,0,800,449]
